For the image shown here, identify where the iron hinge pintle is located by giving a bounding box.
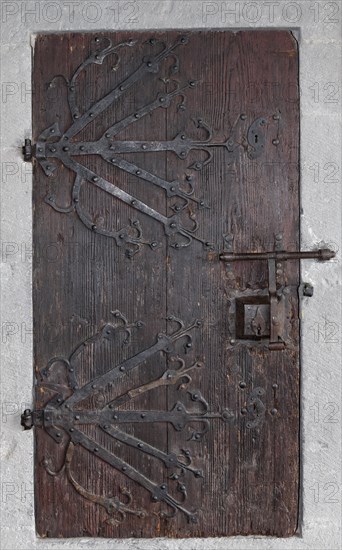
[22,139,33,162]
[21,408,43,429]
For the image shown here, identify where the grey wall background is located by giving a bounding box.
[0,1,341,549]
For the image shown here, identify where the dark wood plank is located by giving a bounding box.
[33,30,299,538]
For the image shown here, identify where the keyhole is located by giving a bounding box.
[257,325,261,336]
[254,134,258,143]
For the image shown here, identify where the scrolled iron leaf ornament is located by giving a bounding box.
[31,34,271,257]
[24,312,230,525]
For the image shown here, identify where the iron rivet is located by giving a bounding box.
[276,269,282,276]
[134,113,139,118]
[276,262,282,268]
[186,343,192,348]
[122,466,127,471]
[167,374,172,379]
[141,413,146,418]
[75,415,80,420]
[109,404,113,409]
[180,152,186,157]
[69,368,74,372]
[189,81,195,87]
[205,242,211,247]
[275,233,283,241]
[63,146,69,152]
[113,415,118,420]
[195,162,202,169]
[181,134,186,140]
[131,200,137,205]
[239,381,246,389]
[94,447,99,452]
[95,55,99,60]
[69,428,74,432]
[170,186,176,192]
[241,408,248,415]
[50,128,55,133]
[46,165,52,170]
[180,37,186,43]
[138,443,143,448]
[273,114,280,120]
[195,434,200,440]
[91,224,97,230]
[170,222,176,228]
[184,450,190,456]
[56,432,61,437]
[119,85,124,91]
[272,383,278,389]
[57,398,62,403]
[151,242,157,248]
[120,366,125,371]
[111,158,116,163]
[105,133,110,138]
[50,147,56,153]
[159,97,165,103]
[193,393,199,399]
[38,147,43,152]
[104,425,109,429]
[74,114,79,118]
[79,146,85,151]
[271,408,278,415]
[142,144,147,150]
[200,201,205,206]
[240,114,247,120]
[136,170,141,175]
[92,176,98,182]
[147,61,152,67]
[177,406,182,411]
[161,484,166,489]
[89,112,94,117]
[175,206,181,211]
[272,139,280,146]
[92,384,96,389]
[152,496,158,501]
[175,243,180,249]
[230,339,235,345]
[95,37,100,43]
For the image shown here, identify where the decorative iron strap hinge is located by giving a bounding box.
[23,34,281,258]
[219,244,336,350]
[21,312,233,524]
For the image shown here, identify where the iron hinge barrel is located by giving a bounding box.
[22,139,34,162]
[21,408,44,429]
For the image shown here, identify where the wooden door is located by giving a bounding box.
[30,30,300,538]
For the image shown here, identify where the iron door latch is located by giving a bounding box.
[219,246,336,350]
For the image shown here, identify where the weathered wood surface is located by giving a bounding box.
[33,30,300,538]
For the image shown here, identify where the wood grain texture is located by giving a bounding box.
[33,30,300,538]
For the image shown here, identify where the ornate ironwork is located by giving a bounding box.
[29,34,272,256]
[23,311,231,525]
